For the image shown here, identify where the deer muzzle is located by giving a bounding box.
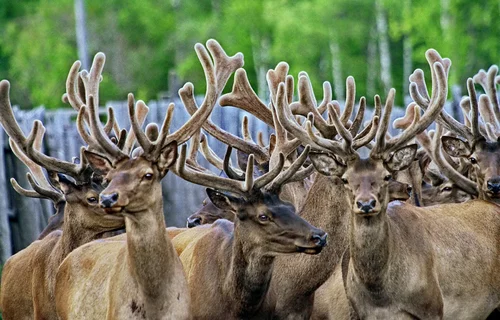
[100,192,119,209]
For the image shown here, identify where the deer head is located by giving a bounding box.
[0,81,125,238]
[81,40,238,220]
[186,196,235,228]
[409,54,500,202]
[273,49,447,216]
[176,139,327,254]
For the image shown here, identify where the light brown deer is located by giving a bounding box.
[55,39,242,320]
[410,57,500,204]
[303,56,500,318]
[0,92,125,320]
[173,139,326,319]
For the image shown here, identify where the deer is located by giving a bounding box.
[171,138,327,319]
[300,56,500,318]
[54,39,242,320]
[409,55,500,205]
[0,84,126,320]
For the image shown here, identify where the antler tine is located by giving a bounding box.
[274,82,331,154]
[265,145,312,192]
[384,60,448,154]
[180,83,269,163]
[317,81,332,115]
[224,146,245,180]
[286,75,294,104]
[371,89,395,156]
[257,131,266,148]
[466,78,482,140]
[349,96,366,136]
[103,107,118,136]
[83,52,105,110]
[87,94,127,160]
[254,153,285,190]
[431,123,478,196]
[478,95,500,139]
[199,134,224,170]
[9,130,64,203]
[410,50,473,142]
[175,144,251,196]
[123,100,150,155]
[188,129,201,163]
[267,62,290,103]
[169,40,242,148]
[9,130,52,190]
[289,73,335,138]
[219,68,273,127]
[460,97,472,128]
[62,60,86,117]
[327,103,355,154]
[0,80,29,147]
[353,116,379,149]
[128,94,153,155]
[340,76,356,125]
[208,39,245,96]
[474,65,500,126]
[241,116,254,143]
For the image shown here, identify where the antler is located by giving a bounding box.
[371,49,448,159]
[0,81,93,182]
[9,126,64,204]
[409,49,474,142]
[429,123,478,196]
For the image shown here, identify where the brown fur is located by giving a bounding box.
[0,181,124,320]
[176,191,326,319]
[55,152,190,320]
[316,154,500,319]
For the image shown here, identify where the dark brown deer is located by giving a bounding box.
[55,39,242,320]
[173,140,326,319]
[303,56,500,318]
[0,96,125,320]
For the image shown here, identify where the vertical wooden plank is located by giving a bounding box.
[0,127,12,264]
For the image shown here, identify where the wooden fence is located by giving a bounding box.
[0,95,463,264]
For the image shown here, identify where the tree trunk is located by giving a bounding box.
[251,33,270,99]
[329,40,344,101]
[366,27,378,99]
[375,0,392,93]
[74,0,89,70]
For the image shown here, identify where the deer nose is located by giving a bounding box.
[187,216,202,228]
[100,193,119,208]
[487,180,500,193]
[311,231,328,247]
[356,199,377,213]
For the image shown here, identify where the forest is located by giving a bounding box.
[0,0,498,110]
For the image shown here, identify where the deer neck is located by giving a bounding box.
[60,204,102,258]
[125,185,176,300]
[349,199,392,290]
[224,221,275,316]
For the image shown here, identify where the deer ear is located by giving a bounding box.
[158,141,178,175]
[386,144,417,172]
[84,150,113,175]
[309,152,346,177]
[441,136,471,157]
[206,188,239,212]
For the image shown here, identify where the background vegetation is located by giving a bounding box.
[0,0,498,109]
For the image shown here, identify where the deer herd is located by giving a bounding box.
[0,40,499,320]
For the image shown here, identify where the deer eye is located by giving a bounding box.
[442,186,452,192]
[469,157,477,164]
[384,174,392,181]
[258,214,269,222]
[144,173,154,180]
[87,197,97,203]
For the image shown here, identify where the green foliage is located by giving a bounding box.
[1,0,499,109]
